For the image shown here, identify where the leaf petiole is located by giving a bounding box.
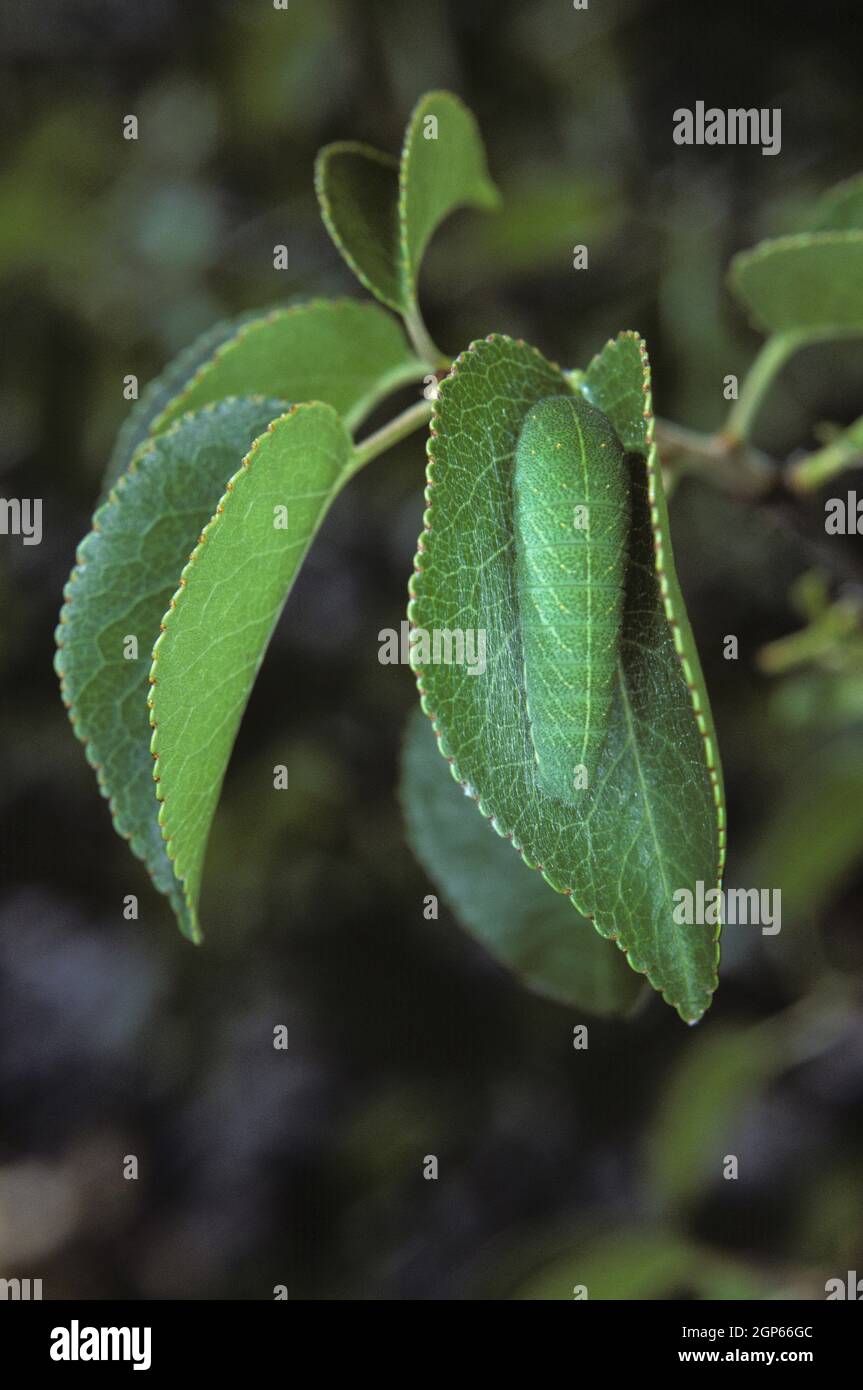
[724,331,805,444]
[402,300,449,370]
[725,326,863,444]
[788,414,863,491]
[347,397,434,479]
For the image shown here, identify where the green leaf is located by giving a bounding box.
[55,397,287,940]
[151,299,425,435]
[408,333,724,1022]
[400,91,499,304]
[315,143,403,311]
[729,231,863,336]
[316,91,498,315]
[103,313,250,493]
[400,708,644,1016]
[803,173,863,232]
[148,402,353,938]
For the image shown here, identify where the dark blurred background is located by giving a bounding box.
[1,0,863,1300]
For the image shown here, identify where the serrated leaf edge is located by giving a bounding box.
[55,396,282,941]
[316,95,500,319]
[314,142,403,313]
[149,298,424,436]
[398,90,500,311]
[146,401,347,941]
[407,331,723,1022]
[104,312,245,493]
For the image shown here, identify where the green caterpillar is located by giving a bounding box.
[513,393,631,803]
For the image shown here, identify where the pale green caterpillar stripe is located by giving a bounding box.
[514,394,630,803]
